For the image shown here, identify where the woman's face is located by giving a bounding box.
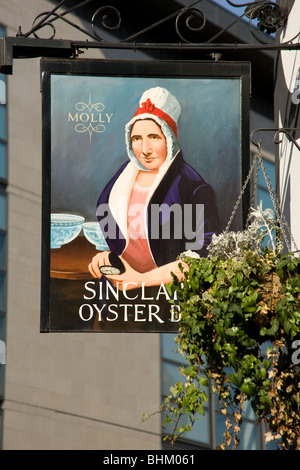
[130,119,167,171]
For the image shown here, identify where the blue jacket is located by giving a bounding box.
[97,151,220,265]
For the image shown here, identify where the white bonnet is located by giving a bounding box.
[125,87,181,170]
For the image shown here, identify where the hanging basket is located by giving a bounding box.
[163,143,300,449]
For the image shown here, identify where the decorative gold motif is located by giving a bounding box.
[68,93,113,143]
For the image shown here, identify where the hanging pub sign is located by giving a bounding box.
[40,58,251,333]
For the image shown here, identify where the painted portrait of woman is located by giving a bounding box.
[46,62,246,332]
[88,87,220,325]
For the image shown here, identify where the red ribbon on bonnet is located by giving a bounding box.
[133,98,178,137]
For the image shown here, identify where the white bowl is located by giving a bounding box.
[51,213,85,249]
[82,222,109,251]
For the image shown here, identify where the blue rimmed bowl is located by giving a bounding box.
[82,222,109,251]
[51,213,85,249]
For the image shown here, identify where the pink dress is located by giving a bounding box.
[122,182,157,273]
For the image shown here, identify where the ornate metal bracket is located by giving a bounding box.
[251,127,300,151]
[17,0,290,44]
[1,0,300,74]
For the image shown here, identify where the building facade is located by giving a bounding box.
[1,0,290,450]
[275,0,300,251]
[0,0,162,450]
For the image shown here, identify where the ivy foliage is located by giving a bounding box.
[160,209,300,449]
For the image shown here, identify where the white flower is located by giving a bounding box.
[207,205,278,260]
[180,250,201,259]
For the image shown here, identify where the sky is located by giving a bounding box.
[211,0,247,15]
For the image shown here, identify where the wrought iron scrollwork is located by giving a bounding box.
[245,2,285,34]
[31,12,56,40]
[175,6,206,44]
[16,0,294,47]
[91,6,121,39]
[20,0,122,42]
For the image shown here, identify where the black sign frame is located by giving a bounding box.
[40,58,251,333]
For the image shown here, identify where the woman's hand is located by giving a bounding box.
[88,251,111,278]
[104,257,146,290]
[88,252,146,289]
[106,258,189,291]
[88,252,189,291]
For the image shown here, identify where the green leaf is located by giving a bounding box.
[198,376,209,387]
[225,326,239,337]
[260,318,279,337]
[241,378,256,397]
[228,302,243,316]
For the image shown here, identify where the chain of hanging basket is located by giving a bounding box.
[225,140,298,253]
